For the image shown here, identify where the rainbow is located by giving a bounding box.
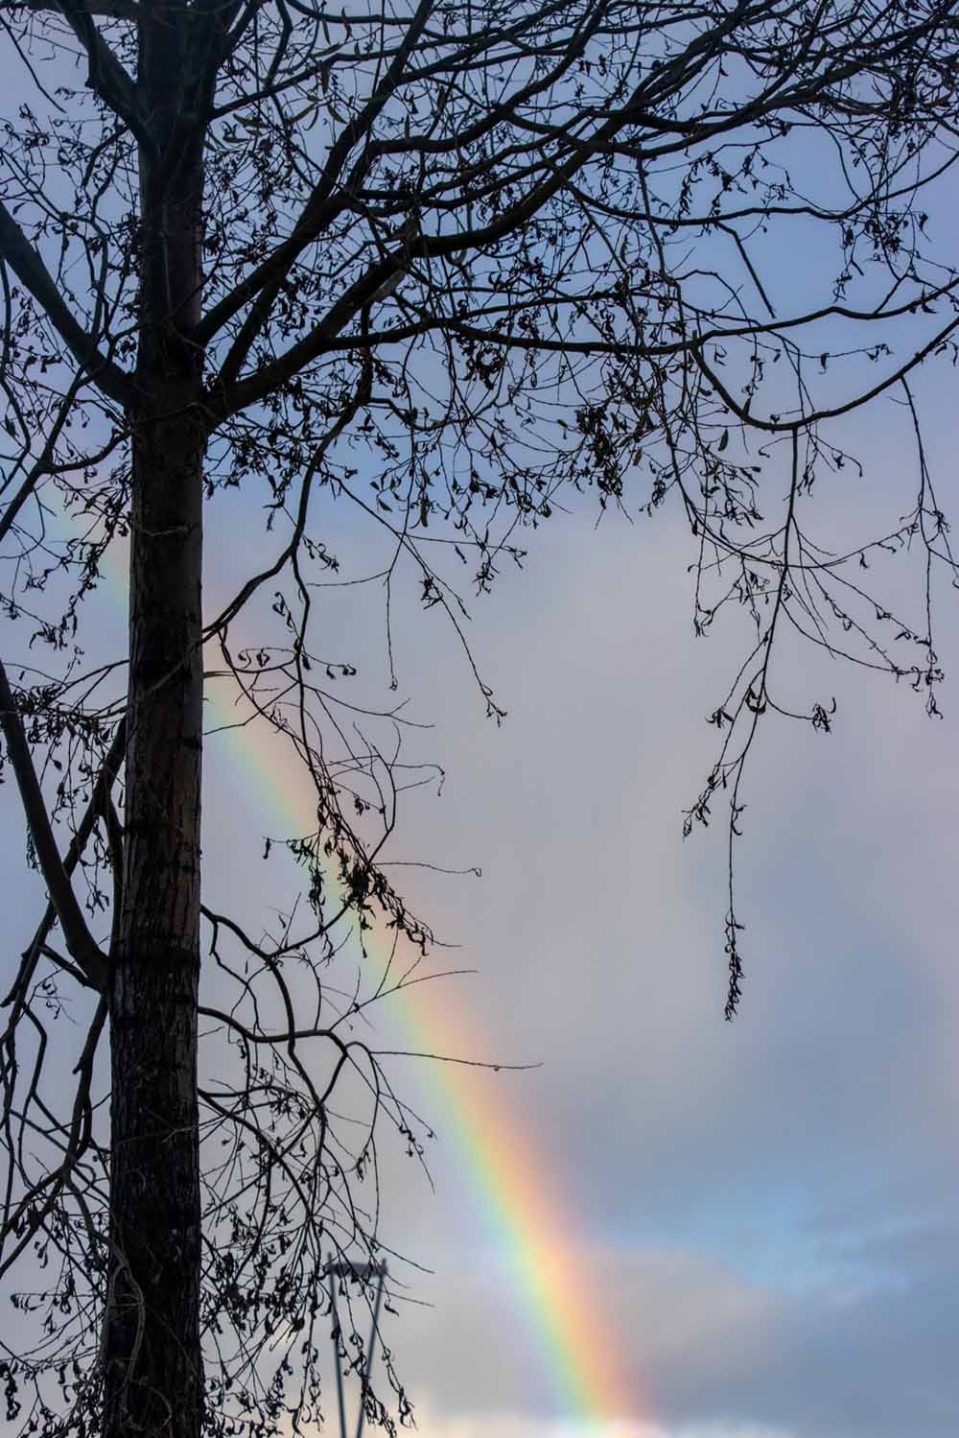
[42,507,642,1430]
[209,694,640,1428]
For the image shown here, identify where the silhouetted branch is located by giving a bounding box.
[0,660,108,991]
[0,202,131,406]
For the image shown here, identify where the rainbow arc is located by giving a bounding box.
[53,517,642,1430]
[210,695,640,1427]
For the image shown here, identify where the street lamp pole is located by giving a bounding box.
[325,1259,388,1438]
[355,1266,386,1438]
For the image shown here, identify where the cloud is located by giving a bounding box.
[4,363,959,1438]
[374,1220,959,1438]
[288,493,959,1438]
[409,1413,792,1438]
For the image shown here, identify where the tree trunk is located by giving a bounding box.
[103,13,207,1435]
[105,409,204,1438]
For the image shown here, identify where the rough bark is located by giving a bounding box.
[103,13,207,1436]
[105,410,204,1438]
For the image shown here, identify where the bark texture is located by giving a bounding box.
[103,13,207,1436]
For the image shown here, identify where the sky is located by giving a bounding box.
[2,14,959,1438]
[191,345,959,1438]
[6,450,959,1438]
[361,502,959,1438]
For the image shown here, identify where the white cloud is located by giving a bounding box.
[408,1410,793,1438]
[408,1403,793,1438]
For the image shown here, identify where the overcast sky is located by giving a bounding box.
[6,438,958,1438]
[352,477,959,1438]
[191,343,959,1438]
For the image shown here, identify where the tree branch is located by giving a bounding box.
[210,4,767,414]
[12,719,125,993]
[0,373,87,549]
[205,0,436,381]
[0,659,108,992]
[11,0,139,15]
[0,201,133,407]
[691,314,959,433]
[54,0,151,148]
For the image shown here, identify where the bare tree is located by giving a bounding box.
[0,1,957,1434]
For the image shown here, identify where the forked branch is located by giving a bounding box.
[0,660,108,992]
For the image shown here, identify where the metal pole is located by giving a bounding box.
[354,1267,386,1438]
[327,1267,348,1438]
